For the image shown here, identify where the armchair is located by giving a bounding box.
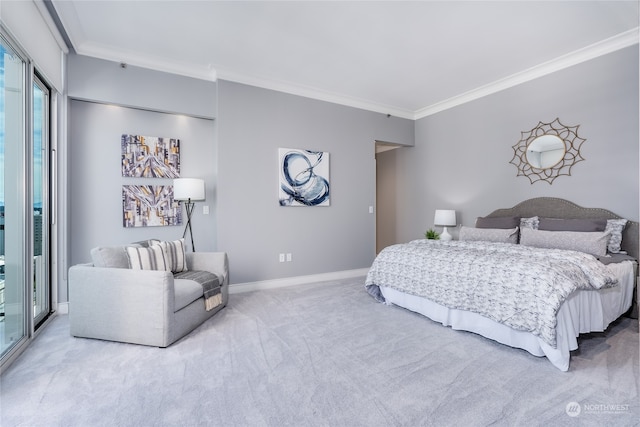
[69,251,229,347]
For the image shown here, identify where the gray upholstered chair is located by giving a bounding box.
[68,246,229,347]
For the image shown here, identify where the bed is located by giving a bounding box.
[365,197,638,371]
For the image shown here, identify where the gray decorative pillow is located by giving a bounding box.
[538,217,607,232]
[475,216,520,229]
[597,253,635,265]
[459,226,519,244]
[126,245,170,271]
[520,216,539,230]
[519,228,609,257]
[153,238,188,273]
[604,218,628,254]
[90,246,129,268]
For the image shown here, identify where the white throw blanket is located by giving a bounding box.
[365,240,618,348]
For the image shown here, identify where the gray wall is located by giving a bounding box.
[66,44,636,293]
[383,46,639,244]
[217,81,414,283]
[68,100,217,260]
[65,54,218,302]
[65,54,415,292]
[67,54,217,118]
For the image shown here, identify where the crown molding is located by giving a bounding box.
[76,42,218,82]
[413,27,639,120]
[216,67,415,119]
[50,0,215,81]
[217,28,639,120]
[57,0,637,122]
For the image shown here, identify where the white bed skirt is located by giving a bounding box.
[380,260,635,371]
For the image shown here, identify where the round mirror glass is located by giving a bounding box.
[525,134,565,169]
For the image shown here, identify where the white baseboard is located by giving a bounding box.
[229,268,369,294]
[57,301,69,314]
[53,269,370,307]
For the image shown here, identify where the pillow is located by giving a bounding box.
[604,218,628,254]
[459,226,519,244]
[520,216,539,230]
[519,228,609,257]
[126,245,170,271]
[538,217,607,232]
[90,246,129,268]
[597,253,635,265]
[475,216,520,229]
[153,238,188,273]
[130,239,161,248]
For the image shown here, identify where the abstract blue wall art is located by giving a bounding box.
[278,148,330,207]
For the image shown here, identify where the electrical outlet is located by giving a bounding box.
[279,253,285,263]
[286,253,292,262]
[203,205,210,215]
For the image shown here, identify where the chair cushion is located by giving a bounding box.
[174,279,204,311]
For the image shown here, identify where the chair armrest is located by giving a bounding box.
[186,252,229,285]
[68,265,175,346]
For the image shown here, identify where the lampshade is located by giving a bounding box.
[434,209,456,227]
[173,178,205,201]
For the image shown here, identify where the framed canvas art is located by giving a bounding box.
[122,185,181,227]
[278,148,330,207]
[121,134,180,178]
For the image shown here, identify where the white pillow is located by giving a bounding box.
[519,228,609,257]
[153,238,188,273]
[126,245,170,271]
[459,226,519,244]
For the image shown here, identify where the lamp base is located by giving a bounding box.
[440,227,453,241]
[182,200,197,252]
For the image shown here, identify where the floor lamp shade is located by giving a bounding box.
[173,178,205,201]
[434,209,456,241]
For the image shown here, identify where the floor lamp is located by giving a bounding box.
[174,178,205,252]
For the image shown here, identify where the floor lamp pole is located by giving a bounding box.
[182,199,196,252]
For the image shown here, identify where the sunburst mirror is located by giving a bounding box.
[509,118,586,184]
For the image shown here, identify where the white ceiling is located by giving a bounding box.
[51,1,639,119]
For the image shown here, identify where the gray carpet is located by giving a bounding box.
[1,277,638,427]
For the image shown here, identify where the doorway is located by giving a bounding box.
[375,141,404,254]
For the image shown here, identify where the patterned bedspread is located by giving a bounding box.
[365,240,618,347]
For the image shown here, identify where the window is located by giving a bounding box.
[0,32,54,368]
[33,74,51,327]
[0,36,28,361]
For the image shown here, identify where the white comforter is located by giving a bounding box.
[365,240,619,348]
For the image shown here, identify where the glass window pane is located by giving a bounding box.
[0,39,27,359]
[33,77,48,323]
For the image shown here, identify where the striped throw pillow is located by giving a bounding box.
[154,239,188,273]
[126,245,169,271]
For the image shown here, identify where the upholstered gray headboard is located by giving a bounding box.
[486,197,639,261]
